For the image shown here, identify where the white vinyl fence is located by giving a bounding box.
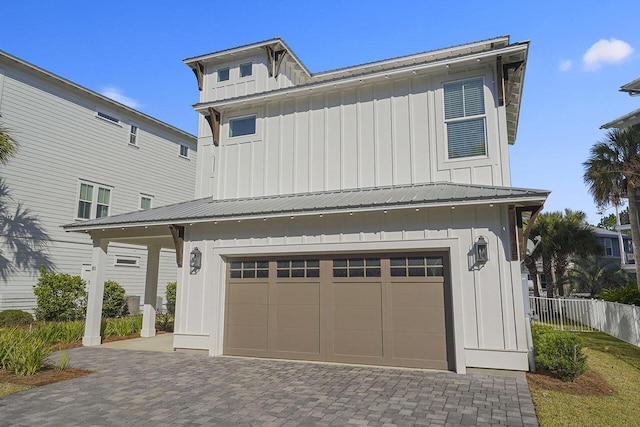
[529,296,640,347]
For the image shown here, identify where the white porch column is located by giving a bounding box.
[141,245,161,337]
[83,238,108,346]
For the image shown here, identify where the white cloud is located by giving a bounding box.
[583,38,634,69]
[100,86,142,109]
[559,60,572,72]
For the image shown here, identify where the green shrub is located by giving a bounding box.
[532,324,587,381]
[165,282,176,315]
[33,266,87,321]
[597,285,640,306]
[32,322,61,346]
[0,327,51,375]
[102,315,142,338]
[57,320,85,344]
[102,280,128,318]
[156,312,174,332]
[0,310,33,327]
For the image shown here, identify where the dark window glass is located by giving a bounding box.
[365,258,380,266]
[349,259,364,267]
[366,268,381,277]
[243,261,255,269]
[390,268,406,277]
[390,258,405,266]
[230,270,241,279]
[307,269,320,278]
[257,270,269,278]
[408,257,424,266]
[277,260,289,269]
[350,268,364,277]
[218,68,229,82]
[229,116,256,137]
[333,269,347,277]
[333,259,347,268]
[277,269,289,278]
[291,260,304,268]
[408,267,426,277]
[291,269,305,278]
[307,260,319,268]
[242,270,255,279]
[257,261,269,269]
[428,267,445,277]
[230,262,242,269]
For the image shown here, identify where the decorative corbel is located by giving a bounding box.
[265,46,288,79]
[204,107,221,146]
[191,61,205,91]
[517,205,544,259]
[169,225,185,267]
[503,61,525,107]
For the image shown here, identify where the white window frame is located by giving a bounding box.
[129,124,139,146]
[603,238,614,257]
[228,114,257,138]
[239,62,253,78]
[76,181,112,220]
[443,77,487,161]
[114,255,140,267]
[179,144,189,159]
[217,67,230,82]
[140,194,153,210]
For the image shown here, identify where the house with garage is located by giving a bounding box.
[0,50,197,312]
[64,35,549,373]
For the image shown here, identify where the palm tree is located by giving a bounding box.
[0,125,18,165]
[584,127,640,288]
[529,212,561,298]
[568,255,625,297]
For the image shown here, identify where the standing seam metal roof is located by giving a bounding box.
[63,182,549,231]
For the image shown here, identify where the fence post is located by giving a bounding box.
[558,299,564,331]
[634,305,640,347]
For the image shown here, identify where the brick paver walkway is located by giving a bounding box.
[0,347,538,426]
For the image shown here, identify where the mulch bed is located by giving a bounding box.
[0,367,92,387]
[527,368,613,396]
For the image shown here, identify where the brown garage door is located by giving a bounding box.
[224,254,451,370]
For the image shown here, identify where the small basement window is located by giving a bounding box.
[218,67,230,82]
[114,256,140,267]
[229,115,256,137]
[239,62,253,78]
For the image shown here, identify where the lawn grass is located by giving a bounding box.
[530,331,640,427]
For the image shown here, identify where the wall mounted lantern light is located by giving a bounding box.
[190,247,202,274]
[475,236,489,264]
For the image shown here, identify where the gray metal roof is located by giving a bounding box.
[63,182,549,231]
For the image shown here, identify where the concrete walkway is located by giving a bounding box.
[0,346,538,426]
[99,332,176,352]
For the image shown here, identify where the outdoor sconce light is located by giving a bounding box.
[190,247,202,274]
[475,236,489,264]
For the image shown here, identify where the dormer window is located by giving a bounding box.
[218,67,230,82]
[239,62,253,78]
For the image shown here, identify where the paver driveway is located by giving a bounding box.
[0,347,538,426]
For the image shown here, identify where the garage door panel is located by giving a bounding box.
[391,307,445,333]
[390,282,443,307]
[333,282,381,306]
[392,332,447,362]
[227,283,269,304]
[332,330,383,357]
[333,306,382,331]
[227,304,268,327]
[274,283,319,305]
[226,325,268,350]
[275,305,320,329]
[275,328,320,354]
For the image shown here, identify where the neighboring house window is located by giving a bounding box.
[179,145,189,158]
[218,67,230,82]
[96,111,120,124]
[443,78,486,159]
[239,62,252,78]
[77,182,112,219]
[140,195,153,210]
[129,125,138,145]
[229,115,256,137]
[603,238,613,257]
[114,256,139,267]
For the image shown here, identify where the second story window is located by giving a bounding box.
[140,195,153,210]
[239,62,253,78]
[129,125,138,145]
[77,182,111,219]
[229,115,256,137]
[179,145,189,158]
[443,78,486,159]
[218,67,230,82]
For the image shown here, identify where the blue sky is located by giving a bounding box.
[2,0,638,224]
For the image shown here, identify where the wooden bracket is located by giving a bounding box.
[204,107,221,146]
[265,46,288,78]
[496,56,504,106]
[169,225,185,267]
[191,61,205,91]
[503,61,525,107]
[512,205,544,261]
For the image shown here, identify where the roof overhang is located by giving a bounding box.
[64,183,549,233]
[600,107,640,129]
[620,77,640,96]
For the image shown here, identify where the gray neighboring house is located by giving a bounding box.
[590,226,633,271]
[0,50,197,312]
[65,35,551,373]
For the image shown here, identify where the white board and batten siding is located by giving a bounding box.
[174,204,529,371]
[196,65,510,199]
[0,55,197,311]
